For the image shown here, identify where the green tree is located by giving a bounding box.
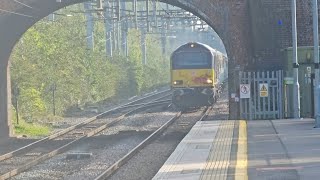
[10,4,170,134]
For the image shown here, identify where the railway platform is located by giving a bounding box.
[153,118,320,180]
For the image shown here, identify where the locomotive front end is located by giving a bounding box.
[170,43,216,108]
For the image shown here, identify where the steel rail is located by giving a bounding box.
[0,95,172,180]
[0,89,170,162]
[94,107,211,180]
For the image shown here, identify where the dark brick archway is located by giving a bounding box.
[1,0,317,137]
[1,0,254,137]
[0,0,253,65]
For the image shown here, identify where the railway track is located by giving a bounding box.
[10,106,210,180]
[94,106,212,180]
[0,90,171,180]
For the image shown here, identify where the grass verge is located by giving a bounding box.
[13,121,51,137]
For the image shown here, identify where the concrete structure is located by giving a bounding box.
[0,0,319,137]
[153,118,320,179]
[152,121,235,180]
[247,119,320,180]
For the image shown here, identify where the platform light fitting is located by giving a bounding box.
[56,0,62,2]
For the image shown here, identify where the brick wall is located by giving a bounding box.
[248,0,319,70]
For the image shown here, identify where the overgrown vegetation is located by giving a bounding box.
[11,108,51,137]
[10,5,170,136]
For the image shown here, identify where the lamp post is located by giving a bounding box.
[313,0,320,127]
[292,0,300,118]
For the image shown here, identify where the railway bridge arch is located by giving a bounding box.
[0,0,315,137]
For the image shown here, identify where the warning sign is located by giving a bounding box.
[259,83,268,97]
[240,84,250,99]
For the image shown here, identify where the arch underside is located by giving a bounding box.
[0,0,231,65]
[0,0,249,135]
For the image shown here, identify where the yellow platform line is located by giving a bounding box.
[235,120,248,180]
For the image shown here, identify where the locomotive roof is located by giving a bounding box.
[172,42,227,59]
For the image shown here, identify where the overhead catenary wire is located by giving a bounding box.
[0,8,34,18]
[1,0,52,19]
[0,2,143,37]
[1,1,216,43]
[13,0,34,9]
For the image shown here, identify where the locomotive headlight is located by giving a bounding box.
[206,79,213,84]
[173,80,183,85]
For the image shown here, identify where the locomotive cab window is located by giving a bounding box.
[171,51,213,69]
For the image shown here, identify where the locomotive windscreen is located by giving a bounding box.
[172,51,213,69]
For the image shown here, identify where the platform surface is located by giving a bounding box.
[152,120,236,180]
[153,118,320,180]
[247,118,320,180]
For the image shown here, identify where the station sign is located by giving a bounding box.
[240,84,250,99]
[259,83,268,97]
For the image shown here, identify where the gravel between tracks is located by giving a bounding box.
[0,139,36,156]
[98,111,177,136]
[108,87,229,180]
[0,89,169,156]
[12,133,150,180]
[0,87,168,154]
[12,105,177,180]
[2,86,229,180]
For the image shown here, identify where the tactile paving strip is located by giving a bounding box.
[200,120,235,180]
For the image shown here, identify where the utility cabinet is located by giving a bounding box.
[282,46,316,118]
